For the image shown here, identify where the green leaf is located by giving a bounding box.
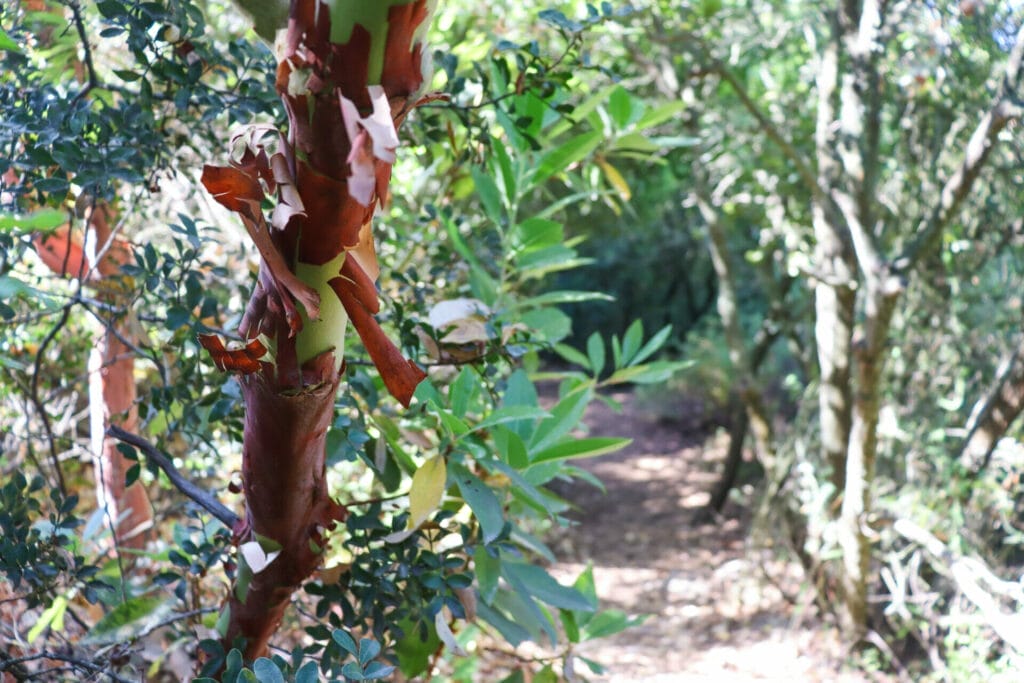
[82,594,166,645]
[295,661,319,683]
[582,609,646,640]
[511,217,562,253]
[451,463,504,544]
[449,367,478,419]
[634,100,687,130]
[252,658,285,683]
[475,545,500,604]
[632,324,673,365]
[332,629,358,657]
[341,661,365,680]
[469,264,499,307]
[511,290,613,308]
[28,595,68,643]
[469,405,550,435]
[362,661,396,680]
[607,86,645,129]
[529,385,594,454]
[520,307,572,343]
[491,136,517,205]
[394,617,440,677]
[621,320,644,366]
[501,370,538,443]
[494,428,530,469]
[572,565,599,610]
[531,437,631,464]
[0,208,66,233]
[477,601,532,646]
[502,562,593,611]
[472,165,504,225]
[0,28,22,52]
[532,131,602,185]
[552,342,591,370]
[586,333,605,377]
[358,638,381,667]
[605,361,692,385]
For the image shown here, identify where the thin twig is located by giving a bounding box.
[106,425,240,529]
[66,0,99,102]
[28,301,71,498]
[0,652,133,683]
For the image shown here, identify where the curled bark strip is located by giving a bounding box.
[330,276,425,407]
[198,335,267,374]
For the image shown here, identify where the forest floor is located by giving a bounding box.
[537,387,892,683]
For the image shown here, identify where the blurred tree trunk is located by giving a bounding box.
[35,205,153,551]
[959,335,1024,476]
[201,0,431,659]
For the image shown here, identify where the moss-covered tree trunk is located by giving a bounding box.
[201,0,432,659]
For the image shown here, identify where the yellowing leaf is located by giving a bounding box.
[597,158,631,201]
[409,455,447,528]
[385,455,447,544]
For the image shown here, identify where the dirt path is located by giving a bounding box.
[546,390,879,682]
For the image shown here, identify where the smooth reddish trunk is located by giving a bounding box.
[89,330,151,549]
[36,207,153,551]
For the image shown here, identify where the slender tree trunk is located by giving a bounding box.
[201,0,432,659]
[89,330,151,549]
[959,335,1024,475]
[35,206,153,550]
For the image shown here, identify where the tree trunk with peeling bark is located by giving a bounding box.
[200,0,432,659]
[35,206,153,551]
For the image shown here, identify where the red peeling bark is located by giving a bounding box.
[34,207,153,551]
[204,0,432,659]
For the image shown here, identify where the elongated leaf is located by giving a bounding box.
[586,333,605,377]
[606,361,692,385]
[0,208,66,233]
[597,158,631,200]
[333,629,358,657]
[475,545,500,603]
[531,437,631,464]
[511,290,613,308]
[631,324,673,365]
[28,595,68,643]
[621,320,644,366]
[409,456,447,528]
[472,165,504,224]
[0,28,21,52]
[634,100,687,129]
[532,131,602,185]
[552,342,591,370]
[582,609,646,640]
[82,595,167,645]
[451,463,504,543]
[476,601,532,646]
[469,405,550,434]
[502,562,593,611]
[529,385,594,453]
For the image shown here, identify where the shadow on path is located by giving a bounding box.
[546,389,879,683]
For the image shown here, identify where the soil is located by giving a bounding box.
[537,388,889,683]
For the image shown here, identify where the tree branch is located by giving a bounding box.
[898,23,1024,272]
[710,61,823,203]
[106,425,240,529]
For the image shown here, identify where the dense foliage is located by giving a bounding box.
[3,0,1024,682]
